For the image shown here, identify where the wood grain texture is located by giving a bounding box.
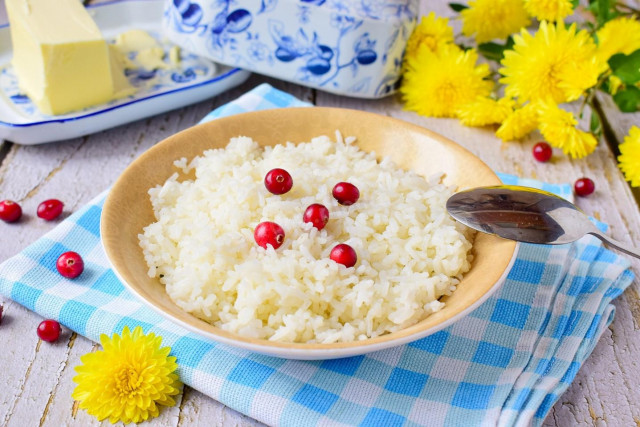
[313,90,640,427]
[0,75,304,427]
[1,0,640,425]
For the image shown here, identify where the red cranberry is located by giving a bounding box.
[56,251,84,279]
[532,142,552,162]
[0,200,22,223]
[332,182,360,206]
[254,221,285,249]
[330,243,357,268]
[574,177,595,197]
[303,204,330,230]
[37,319,61,342]
[37,199,64,221]
[264,168,293,195]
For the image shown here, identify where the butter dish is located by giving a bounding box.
[0,0,250,145]
[163,0,418,98]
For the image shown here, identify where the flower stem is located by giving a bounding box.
[580,71,611,119]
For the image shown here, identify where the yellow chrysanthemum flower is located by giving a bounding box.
[457,97,515,127]
[401,45,492,118]
[524,0,574,22]
[618,126,640,187]
[500,21,603,104]
[405,12,455,58]
[596,17,640,63]
[72,326,182,424]
[496,103,539,141]
[461,0,531,43]
[537,103,597,158]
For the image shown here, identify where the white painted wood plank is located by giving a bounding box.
[0,76,309,427]
[3,79,639,427]
[315,7,640,425]
[176,388,266,427]
[2,1,639,422]
[314,90,640,426]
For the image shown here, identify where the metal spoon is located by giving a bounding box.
[446,185,640,259]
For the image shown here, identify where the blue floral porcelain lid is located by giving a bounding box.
[274,0,418,22]
[165,0,418,97]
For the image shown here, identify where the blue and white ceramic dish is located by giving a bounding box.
[163,0,418,98]
[0,0,250,145]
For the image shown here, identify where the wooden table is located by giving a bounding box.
[1,3,640,427]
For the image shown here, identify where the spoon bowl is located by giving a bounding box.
[447,185,640,259]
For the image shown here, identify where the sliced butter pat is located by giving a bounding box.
[115,29,158,53]
[115,29,175,71]
[6,0,132,115]
[107,45,137,98]
[169,46,181,66]
[136,47,170,70]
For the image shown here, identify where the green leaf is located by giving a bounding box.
[609,50,640,85]
[589,0,616,27]
[478,42,507,62]
[505,36,515,51]
[613,86,640,112]
[571,0,580,8]
[448,3,469,12]
[598,0,609,16]
[598,0,610,26]
[478,39,516,62]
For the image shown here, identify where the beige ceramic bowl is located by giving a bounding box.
[101,107,518,360]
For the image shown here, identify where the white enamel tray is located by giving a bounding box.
[0,0,251,145]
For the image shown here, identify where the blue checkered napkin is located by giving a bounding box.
[0,84,634,427]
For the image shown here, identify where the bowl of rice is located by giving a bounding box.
[101,107,517,360]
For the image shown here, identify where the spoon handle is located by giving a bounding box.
[588,230,640,260]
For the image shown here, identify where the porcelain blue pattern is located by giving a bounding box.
[163,0,418,98]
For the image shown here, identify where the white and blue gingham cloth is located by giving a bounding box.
[0,84,634,426]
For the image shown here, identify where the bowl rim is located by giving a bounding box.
[101,107,518,359]
[107,246,519,359]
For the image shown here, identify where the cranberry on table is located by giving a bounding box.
[37,199,64,221]
[254,221,285,249]
[532,142,552,162]
[37,319,61,342]
[264,168,293,195]
[330,243,357,268]
[56,251,84,279]
[332,182,360,206]
[303,204,330,230]
[0,200,22,223]
[574,177,595,197]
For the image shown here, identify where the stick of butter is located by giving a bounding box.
[6,0,131,115]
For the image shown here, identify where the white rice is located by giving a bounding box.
[139,134,474,343]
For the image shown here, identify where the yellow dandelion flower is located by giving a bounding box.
[401,45,492,118]
[596,17,640,63]
[618,126,640,187]
[457,97,515,127]
[461,0,531,43]
[537,102,597,158]
[524,0,574,22]
[496,103,539,141]
[405,12,455,58]
[500,21,603,104]
[72,326,182,424]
